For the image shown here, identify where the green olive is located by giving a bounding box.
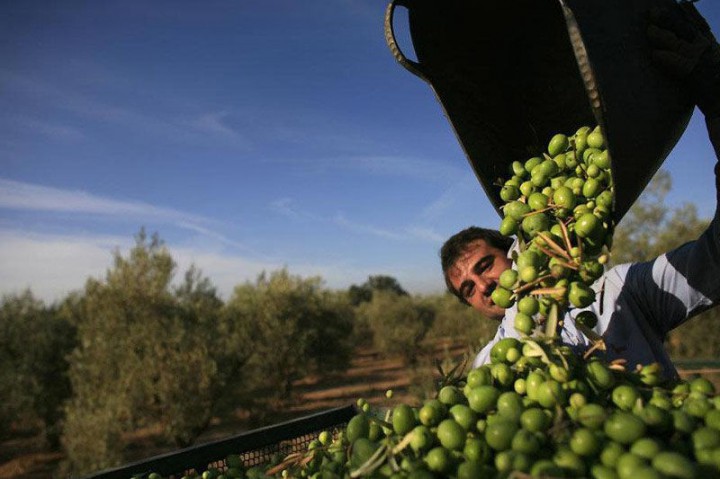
[504,201,531,221]
[500,216,519,236]
[528,192,549,211]
[553,186,577,210]
[568,281,595,308]
[587,126,605,149]
[575,213,602,239]
[548,133,570,156]
[491,287,514,308]
[525,156,543,174]
[500,185,521,202]
[512,160,527,178]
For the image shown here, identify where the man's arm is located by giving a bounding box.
[649,3,720,161]
[628,3,720,334]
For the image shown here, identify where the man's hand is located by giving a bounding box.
[648,2,720,118]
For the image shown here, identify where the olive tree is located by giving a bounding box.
[422,292,497,352]
[0,290,75,447]
[348,275,409,306]
[61,231,223,474]
[357,291,435,366]
[223,269,354,413]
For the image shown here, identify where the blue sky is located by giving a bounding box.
[2,1,720,303]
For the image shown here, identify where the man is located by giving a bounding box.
[441,4,720,378]
[441,227,514,322]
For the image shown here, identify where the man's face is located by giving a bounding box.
[447,239,513,321]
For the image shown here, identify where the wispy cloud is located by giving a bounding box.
[406,226,444,243]
[189,111,252,147]
[0,229,275,303]
[0,230,130,302]
[0,178,254,251]
[420,176,487,220]
[333,215,445,244]
[421,188,459,221]
[174,221,251,251]
[0,178,206,221]
[1,72,251,149]
[2,71,374,155]
[269,197,321,221]
[269,196,446,244]
[332,214,405,240]
[280,154,467,184]
[269,197,406,240]
[348,156,463,183]
[3,72,150,124]
[2,70,382,156]
[16,117,85,142]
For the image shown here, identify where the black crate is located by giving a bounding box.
[83,405,357,479]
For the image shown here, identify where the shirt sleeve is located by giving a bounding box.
[616,113,720,336]
[659,212,720,331]
[618,209,720,337]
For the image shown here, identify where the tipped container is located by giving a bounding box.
[385,0,694,223]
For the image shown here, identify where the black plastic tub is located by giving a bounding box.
[83,405,357,479]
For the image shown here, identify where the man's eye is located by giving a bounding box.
[475,258,493,275]
[463,284,475,298]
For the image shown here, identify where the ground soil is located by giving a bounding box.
[0,339,468,479]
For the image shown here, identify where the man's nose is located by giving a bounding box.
[475,276,492,294]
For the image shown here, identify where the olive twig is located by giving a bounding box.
[391,431,414,454]
[557,219,574,254]
[521,207,555,217]
[608,361,628,372]
[576,323,602,342]
[576,234,584,259]
[387,451,401,472]
[552,259,579,271]
[528,287,566,296]
[513,275,554,295]
[548,405,571,438]
[369,416,393,431]
[536,232,574,262]
[534,245,568,264]
[582,339,607,360]
[349,444,388,478]
[266,454,304,476]
[612,358,629,368]
[551,345,570,371]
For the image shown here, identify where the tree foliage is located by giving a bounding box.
[0,290,75,447]
[348,275,409,306]
[61,231,224,474]
[422,293,498,351]
[612,170,708,263]
[223,269,355,411]
[357,291,435,365]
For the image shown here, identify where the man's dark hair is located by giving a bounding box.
[440,227,514,304]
